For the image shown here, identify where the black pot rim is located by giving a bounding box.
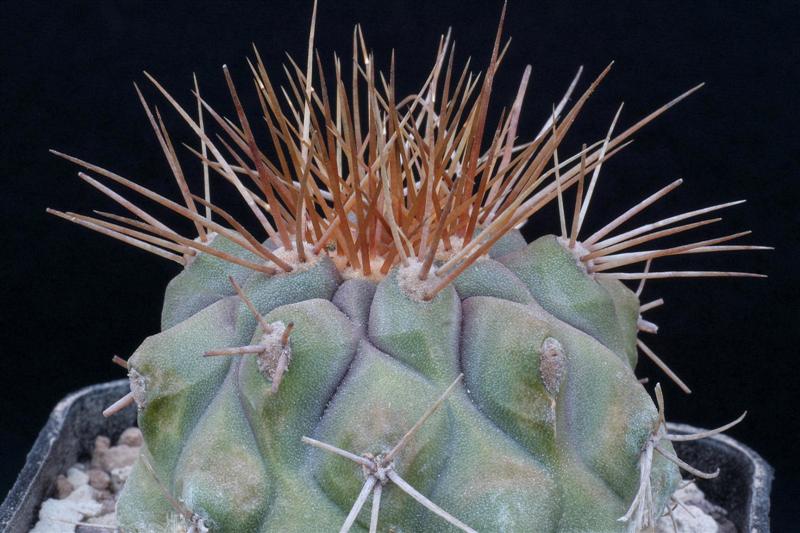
[0,380,774,532]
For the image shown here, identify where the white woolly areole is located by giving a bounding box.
[269,243,319,273]
[540,337,567,396]
[434,236,464,262]
[332,255,387,281]
[397,258,441,302]
[183,232,218,267]
[128,369,147,409]
[556,236,595,274]
[255,321,291,380]
[327,237,468,282]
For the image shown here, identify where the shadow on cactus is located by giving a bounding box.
[47,3,768,532]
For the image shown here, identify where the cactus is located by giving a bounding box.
[48,4,766,532]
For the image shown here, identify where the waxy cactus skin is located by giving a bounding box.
[114,231,679,532]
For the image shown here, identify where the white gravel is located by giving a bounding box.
[656,482,737,533]
[29,429,142,532]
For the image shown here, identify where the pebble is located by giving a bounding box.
[65,467,87,489]
[655,482,731,533]
[656,503,718,532]
[87,469,110,491]
[94,435,110,452]
[95,490,116,514]
[89,436,110,469]
[110,465,133,493]
[30,485,102,533]
[118,427,143,447]
[94,443,139,472]
[54,475,73,500]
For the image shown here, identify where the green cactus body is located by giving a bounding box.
[116,230,680,532]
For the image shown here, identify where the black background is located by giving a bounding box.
[2,0,798,528]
